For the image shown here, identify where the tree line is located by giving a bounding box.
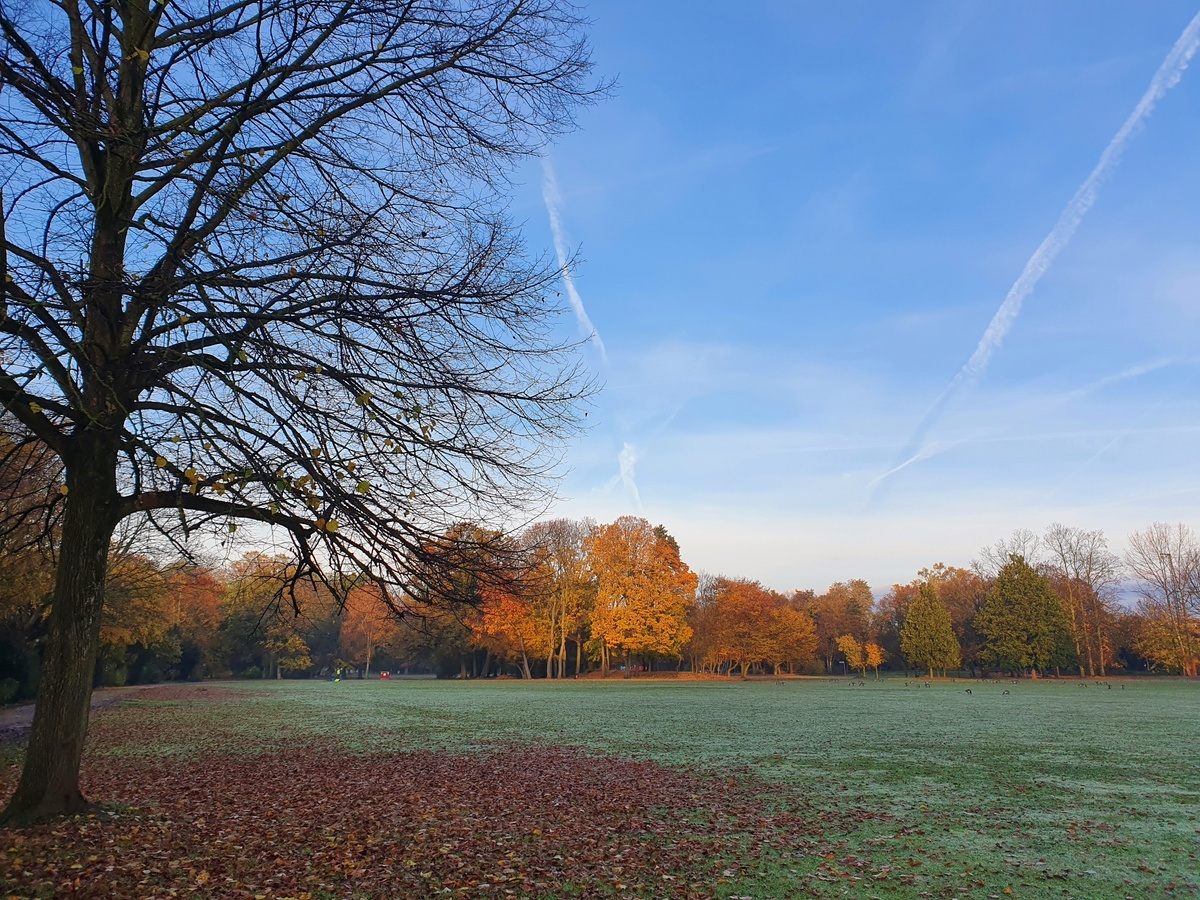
[2,511,1197,698]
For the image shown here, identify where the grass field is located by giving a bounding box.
[3,676,1198,898]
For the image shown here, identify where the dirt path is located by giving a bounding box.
[0,684,168,744]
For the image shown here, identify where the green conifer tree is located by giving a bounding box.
[975,555,1075,676]
[900,582,961,677]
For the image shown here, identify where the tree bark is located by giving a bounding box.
[2,444,117,823]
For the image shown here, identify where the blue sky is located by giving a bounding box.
[513,1,1200,593]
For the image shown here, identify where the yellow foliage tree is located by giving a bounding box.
[585,517,697,675]
[864,641,888,680]
[837,634,866,676]
[102,553,171,650]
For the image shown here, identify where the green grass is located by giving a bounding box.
[89,677,1200,897]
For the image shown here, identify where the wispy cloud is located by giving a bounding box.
[617,442,642,509]
[874,8,1200,494]
[541,158,607,362]
[1059,358,1185,401]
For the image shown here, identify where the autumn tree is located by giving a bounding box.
[976,555,1074,676]
[836,634,866,677]
[0,421,59,700]
[1125,523,1199,677]
[900,582,960,678]
[392,610,478,680]
[871,581,917,674]
[864,641,887,680]
[162,564,226,679]
[0,0,600,820]
[684,573,722,674]
[806,580,872,674]
[339,586,402,678]
[1043,524,1122,677]
[1133,602,1200,675]
[475,590,540,678]
[99,549,174,684]
[221,553,314,679]
[522,518,595,678]
[711,579,776,677]
[685,577,816,676]
[408,523,521,679]
[764,601,818,676]
[585,517,697,675]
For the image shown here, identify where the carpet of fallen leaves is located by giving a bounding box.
[0,686,883,899]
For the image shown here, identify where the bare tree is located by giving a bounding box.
[973,529,1044,581]
[1125,523,1200,677]
[1042,524,1122,677]
[0,0,601,822]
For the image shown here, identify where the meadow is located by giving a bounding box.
[3,676,1198,898]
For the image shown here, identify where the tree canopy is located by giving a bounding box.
[585,517,697,673]
[899,581,960,678]
[0,0,601,822]
[976,555,1074,676]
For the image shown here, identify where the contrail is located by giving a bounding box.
[617,442,642,509]
[876,9,1200,492]
[541,159,607,362]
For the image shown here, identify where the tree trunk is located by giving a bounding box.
[2,445,117,824]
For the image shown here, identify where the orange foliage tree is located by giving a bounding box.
[764,603,819,675]
[585,517,697,675]
[687,578,817,676]
[99,551,172,684]
[864,641,888,680]
[339,586,402,678]
[475,589,541,679]
[711,579,776,677]
[805,580,872,674]
[163,565,226,679]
